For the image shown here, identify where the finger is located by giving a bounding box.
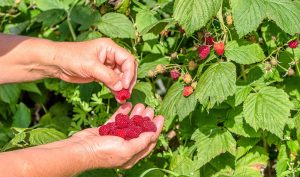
[59,75,95,83]
[128,62,137,93]
[126,132,154,154]
[151,115,164,142]
[121,58,136,89]
[129,103,145,118]
[107,102,132,122]
[141,107,154,120]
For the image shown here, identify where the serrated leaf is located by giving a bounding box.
[243,86,293,138]
[225,108,260,138]
[160,83,197,129]
[129,82,158,108]
[231,0,266,37]
[235,86,252,106]
[12,103,31,128]
[70,5,100,30]
[225,41,265,64]
[0,0,14,7]
[265,0,300,35]
[36,9,66,27]
[173,0,222,36]
[236,138,260,160]
[234,147,268,177]
[136,9,159,33]
[18,83,41,95]
[192,128,236,169]
[29,128,66,146]
[97,13,135,39]
[33,0,67,11]
[196,62,236,109]
[0,84,21,104]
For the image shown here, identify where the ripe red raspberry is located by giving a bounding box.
[127,126,143,139]
[214,42,225,56]
[170,69,181,81]
[143,116,151,122]
[115,113,130,128]
[98,124,111,136]
[198,45,211,60]
[132,115,144,127]
[114,129,127,139]
[183,86,193,97]
[179,27,185,34]
[116,89,131,101]
[142,121,157,132]
[203,36,215,45]
[288,40,299,49]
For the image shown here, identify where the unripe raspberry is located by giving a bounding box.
[198,45,211,60]
[160,29,169,37]
[170,69,181,81]
[147,70,156,78]
[183,73,192,84]
[288,40,299,49]
[188,60,198,71]
[170,52,178,60]
[191,81,198,89]
[180,48,187,54]
[288,68,295,76]
[214,41,225,56]
[226,15,233,26]
[183,86,193,97]
[155,64,166,74]
[270,57,278,66]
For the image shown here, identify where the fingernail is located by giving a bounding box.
[113,81,122,90]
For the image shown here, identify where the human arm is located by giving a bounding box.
[0,103,164,177]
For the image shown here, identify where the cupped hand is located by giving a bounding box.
[52,38,137,103]
[68,103,164,169]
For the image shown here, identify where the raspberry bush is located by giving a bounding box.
[1,0,300,176]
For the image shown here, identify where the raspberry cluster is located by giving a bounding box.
[116,89,131,101]
[98,113,157,140]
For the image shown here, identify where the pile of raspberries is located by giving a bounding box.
[98,113,157,140]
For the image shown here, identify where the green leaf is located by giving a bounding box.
[77,169,118,177]
[70,5,100,30]
[2,132,26,151]
[225,108,260,138]
[265,0,300,35]
[36,9,66,27]
[160,83,197,129]
[236,138,260,160]
[0,84,21,104]
[97,13,135,39]
[135,9,159,33]
[76,31,102,41]
[138,54,169,78]
[0,0,14,7]
[196,62,236,109]
[243,86,293,138]
[225,41,265,64]
[12,103,31,128]
[234,147,268,177]
[129,82,158,108]
[231,0,266,37]
[276,145,289,177]
[29,128,67,146]
[34,0,66,11]
[192,128,236,169]
[18,83,41,95]
[235,86,252,106]
[173,0,222,35]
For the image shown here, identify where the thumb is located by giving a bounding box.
[91,62,122,91]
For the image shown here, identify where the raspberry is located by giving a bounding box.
[179,27,185,34]
[183,73,192,84]
[288,40,299,49]
[170,52,178,60]
[156,64,166,74]
[188,60,198,71]
[115,113,130,128]
[198,45,211,60]
[126,126,143,139]
[214,42,225,56]
[116,89,131,101]
[98,124,111,136]
[142,121,157,132]
[288,68,295,76]
[270,57,278,66]
[226,15,233,26]
[147,70,156,78]
[191,81,198,89]
[170,69,181,81]
[132,115,144,127]
[183,86,193,97]
[203,36,215,45]
[114,129,127,139]
[143,116,151,122]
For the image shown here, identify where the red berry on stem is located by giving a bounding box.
[288,40,299,49]
[115,113,130,128]
[198,45,211,60]
[183,86,193,97]
[116,89,131,101]
[204,36,215,45]
[214,42,225,56]
[170,69,181,81]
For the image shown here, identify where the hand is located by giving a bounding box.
[52,38,137,102]
[68,103,164,169]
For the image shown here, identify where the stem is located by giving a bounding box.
[263,136,272,177]
[217,0,227,41]
[241,65,247,80]
[175,36,185,51]
[292,49,300,77]
[67,17,76,41]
